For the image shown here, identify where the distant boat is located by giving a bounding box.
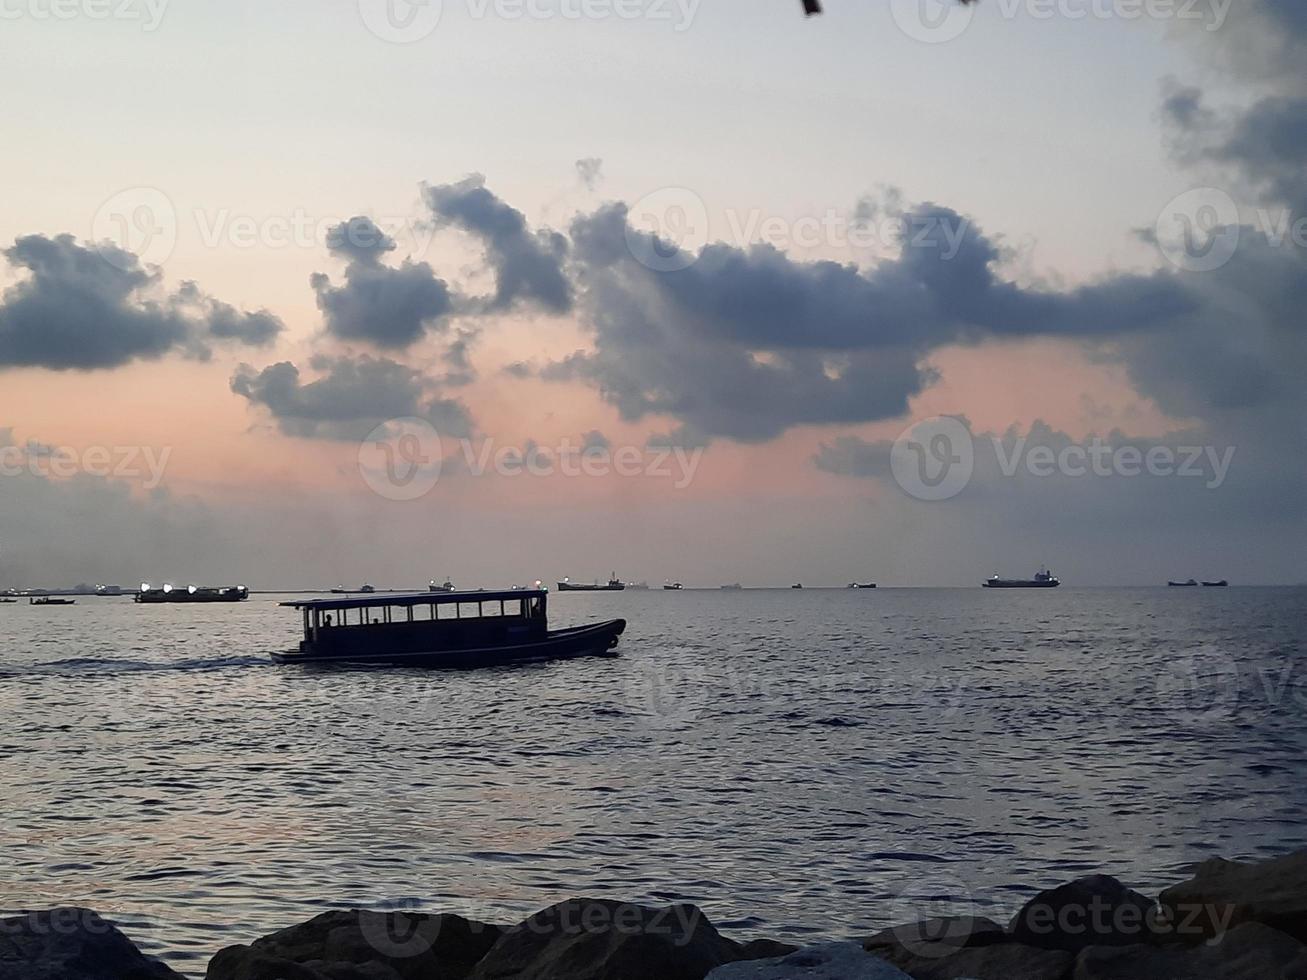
[983,567,1060,589]
[663,581,684,590]
[558,573,625,592]
[1168,579,1199,587]
[359,584,376,594]
[136,585,249,604]
[627,581,651,590]
[791,583,803,589]
[0,598,17,604]
[847,582,877,589]
[1202,580,1229,587]
[720,583,743,590]
[429,579,456,593]
[30,597,76,606]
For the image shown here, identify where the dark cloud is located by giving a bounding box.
[311,216,455,349]
[424,175,572,315]
[0,234,282,371]
[231,354,472,441]
[547,202,1191,442]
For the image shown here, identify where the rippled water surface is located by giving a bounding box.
[3,587,1305,972]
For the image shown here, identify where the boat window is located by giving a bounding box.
[529,596,544,618]
[437,602,458,620]
[458,602,481,619]
[503,598,524,618]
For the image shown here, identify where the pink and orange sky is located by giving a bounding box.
[1,0,1303,588]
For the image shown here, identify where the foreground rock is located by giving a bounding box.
[864,915,1072,980]
[206,909,502,980]
[706,942,911,978]
[470,898,762,980]
[1160,850,1307,943]
[1009,875,1158,952]
[0,907,181,980]
[1073,921,1307,978]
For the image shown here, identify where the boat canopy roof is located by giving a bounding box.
[281,588,545,612]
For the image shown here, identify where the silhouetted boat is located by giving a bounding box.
[847,583,877,589]
[1168,579,1199,587]
[663,581,684,590]
[557,574,625,592]
[273,588,625,667]
[30,597,76,606]
[136,585,249,604]
[429,579,456,593]
[1202,580,1229,588]
[791,583,803,589]
[720,583,742,590]
[983,567,1060,589]
[0,598,17,604]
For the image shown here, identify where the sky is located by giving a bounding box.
[0,0,1304,588]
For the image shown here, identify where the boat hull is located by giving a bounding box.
[272,618,626,668]
[556,582,625,591]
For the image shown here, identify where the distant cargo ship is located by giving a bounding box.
[847,582,877,589]
[557,574,625,592]
[720,583,743,590]
[429,579,456,593]
[983,568,1060,589]
[136,584,249,603]
[1168,579,1199,587]
[1202,580,1229,587]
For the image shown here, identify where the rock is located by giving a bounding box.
[206,909,502,980]
[864,914,1007,956]
[1159,850,1307,943]
[1073,921,1307,979]
[864,918,1073,980]
[1009,875,1158,953]
[705,942,912,978]
[739,939,802,960]
[470,899,745,980]
[0,907,182,980]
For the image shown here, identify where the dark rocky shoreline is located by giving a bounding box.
[4,848,1305,979]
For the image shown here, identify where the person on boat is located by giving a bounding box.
[323,614,333,627]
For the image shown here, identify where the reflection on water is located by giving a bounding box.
[2,588,1305,969]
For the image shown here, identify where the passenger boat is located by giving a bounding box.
[983,567,1060,589]
[557,574,625,592]
[136,585,249,603]
[30,597,76,606]
[273,588,625,667]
